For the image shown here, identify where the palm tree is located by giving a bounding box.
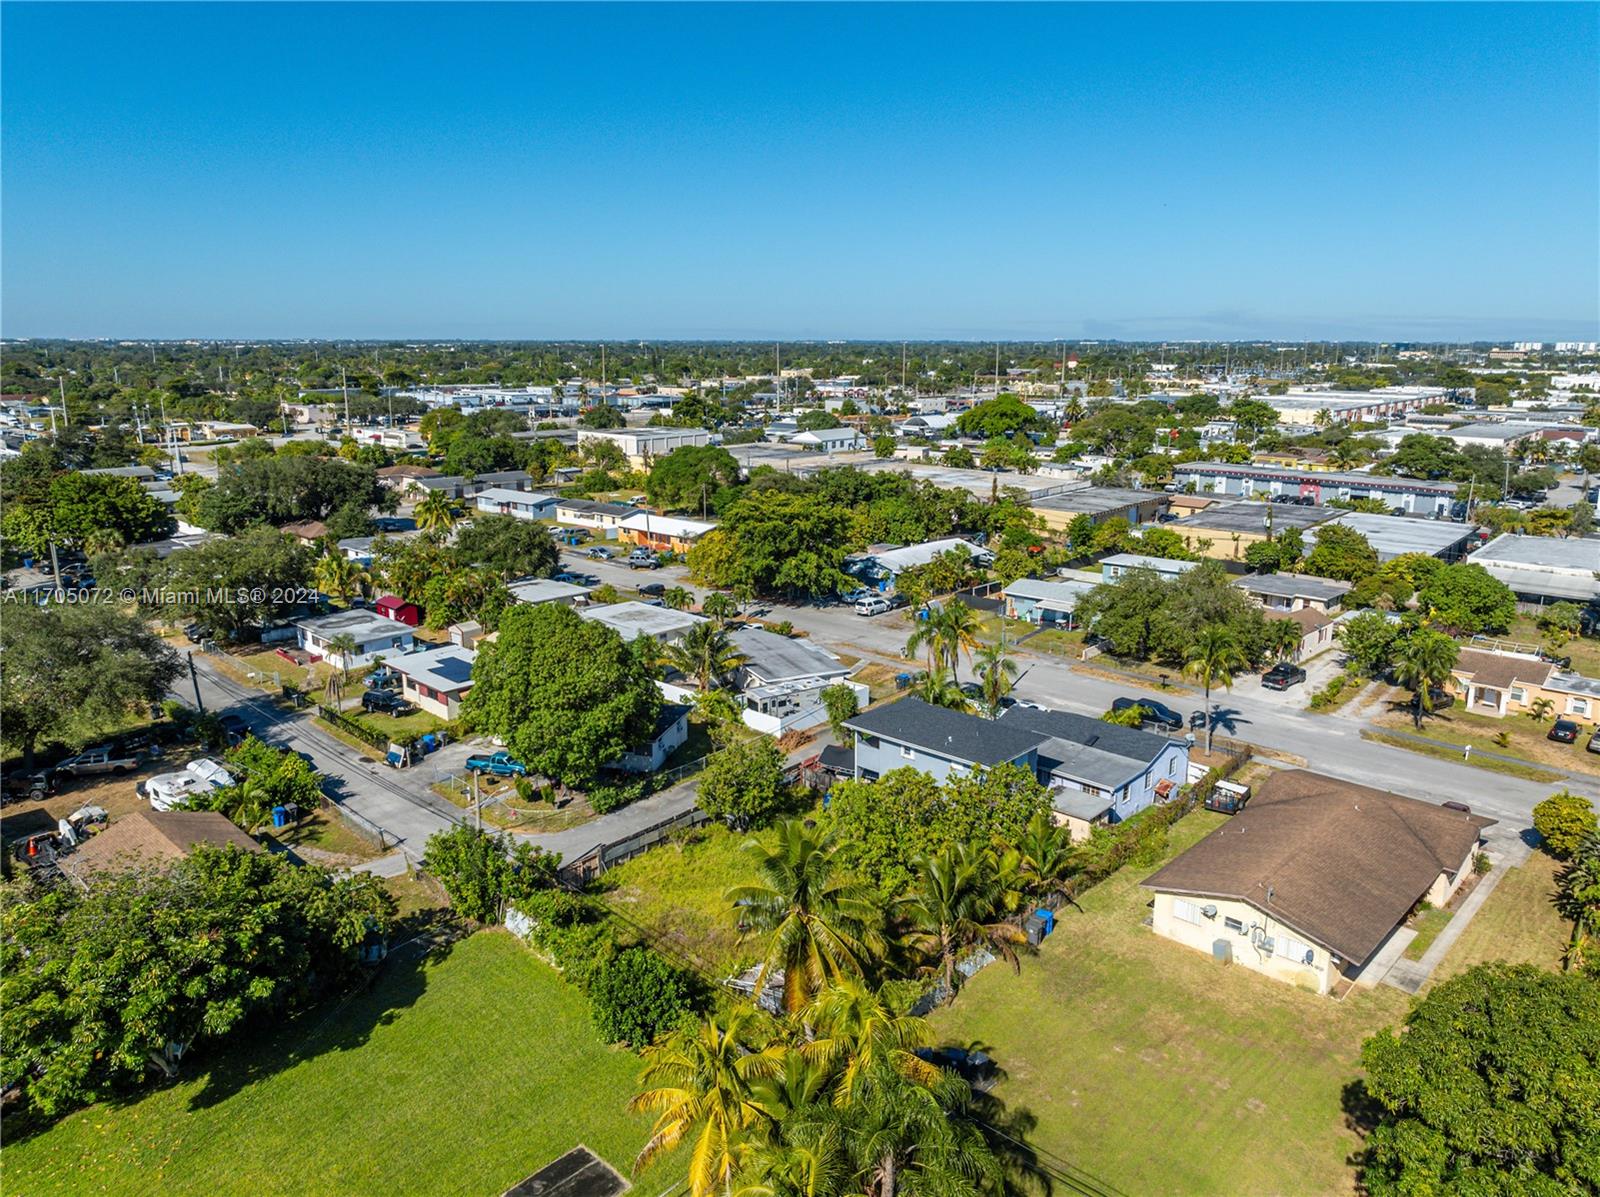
[904,619,942,675]
[702,591,739,626]
[663,586,695,611]
[1528,696,1555,723]
[932,601,982,680]
[1554,833,1600,976]
[1393,628,1459,731]
[726,820,883,1015]
[899,844,1027,1003]
[1266,617,1304,664]
[325,632,360,684]
[630,1011,786,1197]
[414,491,458,535]
[801,979,940,1105]
[1183,624,1249,754]
[315,551,369,602]
[1011,809,1077,898]
[668,622,748,691]
[973,636,1019,719]
[1063,396,1085,424]
[913,667,970,712]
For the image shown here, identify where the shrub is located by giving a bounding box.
[586,947,694,1047]
[1532,790,1599,860]
[513,889,616,991]
[588,776,650,814]
[1308,673,1350,711]
[1473,851,1492,875]
[768,619,795,637]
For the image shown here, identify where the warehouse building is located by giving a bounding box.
[1172,462,1456,515]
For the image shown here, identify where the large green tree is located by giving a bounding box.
[1,472,171,557]
[689,492,854,598]
[464,603,662,787]
[646,446,742,513]
[451,514,559,580]
[1417,563,1517,635]
[0,602,183,768]
[1304,524,1380,582]
[697,735,788,829]
[955,394,1040,440]
[1358,964,1600,1196]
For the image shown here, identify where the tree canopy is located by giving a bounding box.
[645,445,741,514]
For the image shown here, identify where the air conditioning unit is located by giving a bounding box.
[1201,904,1218,919]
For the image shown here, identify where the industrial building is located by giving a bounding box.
[1261,387,1448,427]
[1471,534,1600,605]
[1028,485,1169,530]
[1172,462,1456,515]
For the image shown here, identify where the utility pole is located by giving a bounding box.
[901,341,907,393]
[341,365,350,429]
[58,375,69,426]
[188,652,205,713]
[473,770,482,832]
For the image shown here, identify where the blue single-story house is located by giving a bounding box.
[1001,577,1097,627]
[843,697,1190,841]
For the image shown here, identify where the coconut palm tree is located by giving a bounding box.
[669,622,748,691]
[899,843,1027,1003]
[972,635,1019,719]
[1183,624,1249,754]
[630,1010,787,1197]
[663,586,695,611]
[315,551,369,602]
[414,491,458,535]
[726,820,883,1015]
[912,667,970,712]
[800,978,941,1105]
[932,601,982,680]
[904,619,942,675]
[702,591,739,626]
[1266,617,1304,664]
[326,632,360,684]
[1063,396,1085,424]
[1011,809,1077,898]
[1393,628,1459,731]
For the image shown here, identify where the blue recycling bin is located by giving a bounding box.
[419,733,437,754]
[1033,908,1055,937]
[271,805,289,828]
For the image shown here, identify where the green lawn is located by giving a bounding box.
[929,810,1411,1197]
[1361,730,1564,783]
[599,822,765,976]
[2,932,665,1197]
[1431,851,1571,985]
[1402,905,1453,961]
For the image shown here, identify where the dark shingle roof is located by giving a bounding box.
[998,705,1173,764]
[1142,770,1495,965]
[843,697,1044,767]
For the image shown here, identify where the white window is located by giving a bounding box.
[1510,687,1526,704]
[900,746,915,760]
[1277,933,1314,965]
[1173,899,1203,925]
[1569,698,1590,716]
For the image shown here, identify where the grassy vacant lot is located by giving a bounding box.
[2,932,663,1197]
[600,821,765,977]
[1372,703,1596,778]
[931,811,1410,1197]
[1361,730,1563,783]
[1505,617,1600,677]
[1431,850,1570,984]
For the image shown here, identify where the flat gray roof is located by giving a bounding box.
[295,608,406,640]
[1473,534,1600,572]
[1235,573,1352,601]
[1312,512,1477,560]
[1175,461,1456,494]
[834,458,1074,500]
[1180,500,1335,534]
[578,601,706,640]
[1029,486,1167,516]
[729,627,845,683]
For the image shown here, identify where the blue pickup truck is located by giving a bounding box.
[465,750,528,777]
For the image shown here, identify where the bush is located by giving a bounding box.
[422,826,559,923]
[1308,673,1350,711]
[1473,851,1492,875]
[1532,790,1599,860]
[586,947,694,1047]
[768,620,795,637]
[588,776,650,814]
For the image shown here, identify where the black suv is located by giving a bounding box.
[1261,663,1308,690]
[1111,696,1184,731]
[1,769,58,805]
[361,690,411,716]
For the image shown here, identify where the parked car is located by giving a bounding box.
[1441,800,1473,813]
[361,689,411,716]
[1588,728,1600,755]
[587,546,614,560]
[839,587,874,604]
[217,714,250,745]
[626,550,660,570]
[1,769,59,805]
[465,750,527,777]
[552,571,582,584]
[54,746,140,777]
[366,667,401,692]
[913,1047,997,1091]
[183,621,215,644]
[855,595,892,617]
[1111,697,1184,731]
[1549,718,1581,744]
[638,582,666,597]
[1261,663,1308,691]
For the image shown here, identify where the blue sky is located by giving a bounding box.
[3,3,1596,341]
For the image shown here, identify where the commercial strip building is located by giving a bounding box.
[1309,511,1479,563]
[1470,534,1600,606]
[1027,485,1169,530]
[576,427,711,469]
[1171,462,1456,515]
[1143,771,1494,995]
[1263,386,1449,427]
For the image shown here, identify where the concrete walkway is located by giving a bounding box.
[1381,847,1523,994]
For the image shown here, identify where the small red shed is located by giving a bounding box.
[374,594,421,627]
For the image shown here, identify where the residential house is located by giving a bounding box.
[58,811,261,891]
[578,601,706,644]
[415,471,537,502]
[507,577,592,607]
[555,498,635,531]
[1273,608,1338,660]
[726,626,865,734]
[297,609,415,669]
[788,426,867,453]
[617,512,715,554]
[391,644,477,719]
[847,538,993,593]
[1142,771,1494,994]
[378,463,444,494]
[843,697,1189,842]
[374,595,421,627]
[473,488,559,521]
[281,520,329,547]
[607,703,693,773]
[1001,577,1096,627]
[1100,553,1198,582]
[1233,574,1352,613]
[1449,648,1600,723]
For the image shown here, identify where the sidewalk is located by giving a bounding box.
[1381,846,1524,993]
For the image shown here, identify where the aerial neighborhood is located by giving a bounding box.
[1,3,1597,1194]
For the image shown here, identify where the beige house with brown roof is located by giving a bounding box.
[1449,648,1600,723]
[1142,771,1493,995]
[58,811,260,890]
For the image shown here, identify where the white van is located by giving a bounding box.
[855,595,891,617]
